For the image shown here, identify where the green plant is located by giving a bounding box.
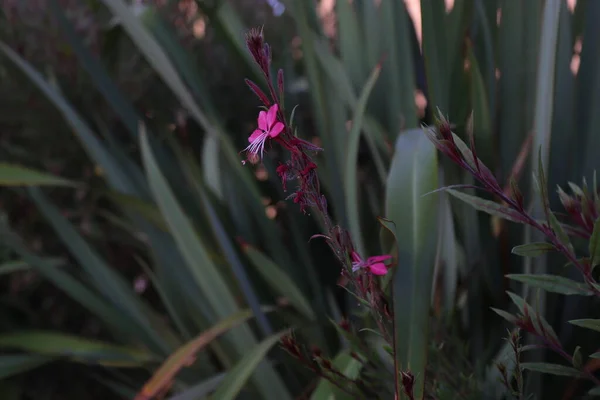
[1,0,600,399]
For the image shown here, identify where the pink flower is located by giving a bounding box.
[243,104,284,160]
[351,251,392,275]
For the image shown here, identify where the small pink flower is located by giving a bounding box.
[351,251,392,275]
[243,104,284,160]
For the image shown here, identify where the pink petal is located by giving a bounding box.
[248,129,264,142]
[367,255,392,264]
[351,251,363,264]
[368,263,388,275]
[269,122,284,138]
[257,111,268,130]
[266,104,279,127]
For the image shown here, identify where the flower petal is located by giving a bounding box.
[269,122,284,137]
[257,111,268,130]
[266,104,279,127]
[367,255,392,264]
[248,129,264,142]
[368,263,388,275]
[351,251,363,264]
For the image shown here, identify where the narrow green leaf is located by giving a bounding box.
[0,355,53,380]
[573,346,583,369]
[587,386,600,396]
[27,187,173,355]
[104,191,168,231]
[590,219,600,268]
[100,0,212,133]
[172,144,273,336]
[490,308,518,324]
[569,319,600,333]
[511,243,555,257]
[445,189,526,223]
[589,352,600,360]
[345,62,382,256]
[467,47,493,165]
[421,0,449,112]
[167,373,225,400]
[336,0,365,88]
[211,330,289,400]
[0,163,76,187]
[138,308,273,400]
[548,212,574,253]
[521,362,583,378]
[243,245,315,321]
[139,127,290,400]
[310,351,363,400]
[506,274,592,296]
[385,128,439,398]
[379,0,418,134]
[0,221,157,347]
[0,332,155,367]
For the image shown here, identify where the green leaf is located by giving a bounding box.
[506,274,593,296]
[104,191,168,231]
[0,332,155,367]
[490,308,518,324]
[310,351,363,400]
[587,386,600,396]
[421,0,449,112]
[573,346,583,369]
[548,212,574,253]
[0,354,53,380]
[243,245,315,321]
[138,308,273,400]
[385,128,439,399]
[27,187,174,355]
[345,62,382,256]
[569,319,600,333]
[139,127,290,400]
[511,243,555,257]
[521,362,583,378]
[211,330,289,400]
[0,163,76,187]
[378,0,418,135]
[0,221,157,347]
[168,373,225,400]
[591,352,600,360]
[445,189,526,223]
[590,219,600,268]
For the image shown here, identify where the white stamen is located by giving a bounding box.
[243,131,269,159]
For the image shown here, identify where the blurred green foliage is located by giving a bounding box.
[0,0,598,399]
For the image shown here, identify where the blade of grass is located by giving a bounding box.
[135,308,273,400]
[139,126,291,400]
[0,221,161,347]
[174,144,273,336]
[0,331,156,367]
[380,0,418,134]
[27,187,175,355]
[421,0,449,113]
[385,128,439,398]
[0,163,77,187]
[524,3,561,398]
[336,0,366,88]
[345,62,382,256]
[210,330,289,400]
[242,245,315,321]
[0,355,53,380]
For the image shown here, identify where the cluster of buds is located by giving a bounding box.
[557,178,599,238]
